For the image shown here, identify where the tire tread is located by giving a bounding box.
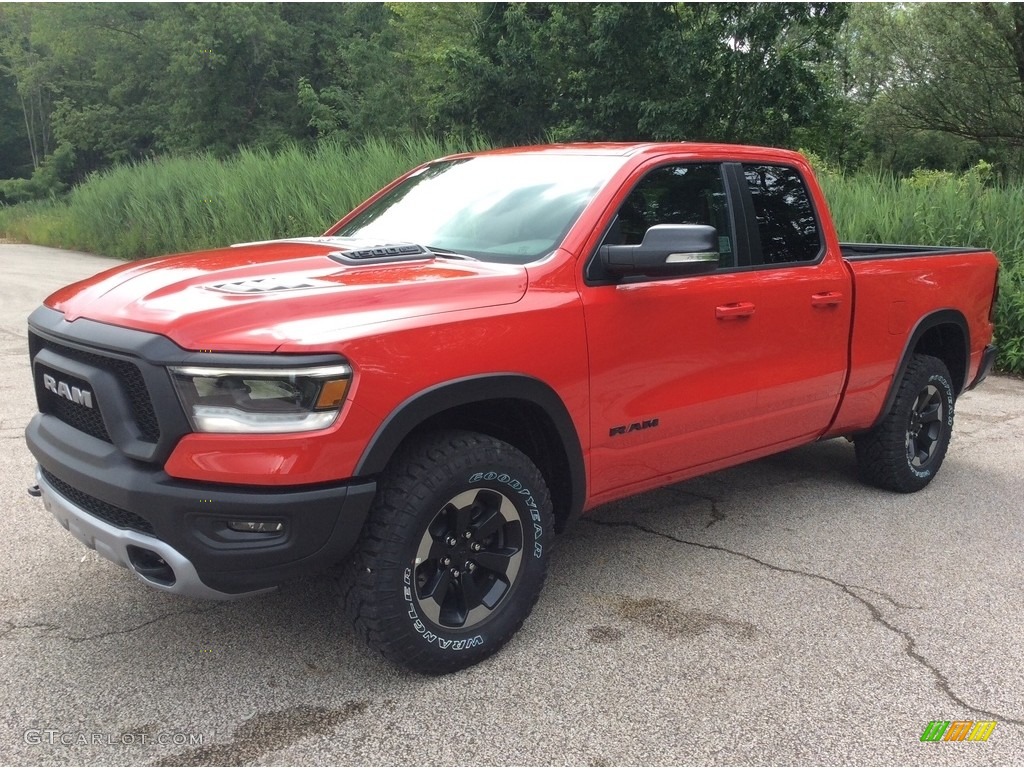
[855,354,954,493]
[338,430,552,674]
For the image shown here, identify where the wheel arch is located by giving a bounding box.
[871,309,969,430]
[355,375,586,531]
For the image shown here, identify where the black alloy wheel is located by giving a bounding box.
[412,487,524,629]
[906,382,945,471]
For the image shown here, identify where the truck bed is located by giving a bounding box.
[828,243,999,437]
[841,243,990,261]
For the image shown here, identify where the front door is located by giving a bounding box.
[581,161,767,499]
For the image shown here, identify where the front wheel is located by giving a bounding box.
[340,430,553,674]
[855,354,955,493]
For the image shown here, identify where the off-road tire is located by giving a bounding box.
[855,354,955,493]
[339,430,553,674]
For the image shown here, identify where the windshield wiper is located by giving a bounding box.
[426,246,478,261]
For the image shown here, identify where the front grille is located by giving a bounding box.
[41,468,156,537]
[36,338,160,443]
[38,363,111,443]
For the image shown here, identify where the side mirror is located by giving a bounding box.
[599,224,719,278]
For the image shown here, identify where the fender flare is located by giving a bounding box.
[870,309,969,430]
[354,374,587,521]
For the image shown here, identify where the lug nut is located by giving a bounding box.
[446,536,458,547]
[441,557,451,566]
[471,542,482,552]
[463,531,473,539]
[466,562,477,573]
[451,569,461,578]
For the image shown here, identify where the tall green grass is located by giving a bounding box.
[0,135,488,259]
[1,141,1022,372]
[819,169,1024,271]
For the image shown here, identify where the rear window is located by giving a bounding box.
[743,165,822,265]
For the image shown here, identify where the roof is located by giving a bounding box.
[442,141,808,163]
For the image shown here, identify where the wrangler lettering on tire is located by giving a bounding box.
[339,430,553,674]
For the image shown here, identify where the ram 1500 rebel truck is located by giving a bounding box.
[25,143,999,673]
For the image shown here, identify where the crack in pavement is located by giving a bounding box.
[667,489,729,529]
[586,517,1024,727]
[0,605,223,644]
[65,604,225,643]
[0,619,62,639]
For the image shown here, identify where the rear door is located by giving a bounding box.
[728,162,851,445]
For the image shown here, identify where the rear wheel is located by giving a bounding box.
[855,354,955,493]
[340,430,553,674]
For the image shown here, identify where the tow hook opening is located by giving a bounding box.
[27,484,41,498]
[127,545,176,587]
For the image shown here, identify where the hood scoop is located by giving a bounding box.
[328,241,433,266]
[230,235,437,267]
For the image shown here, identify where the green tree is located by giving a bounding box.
[296,3,479,143]
[0,49,32,178]
[434,3,847,147]
[841,3,1024,175]
[33,4,167,176]
[0,3,359,189]
[0,5,56,170]
[889,4,1024,149]
[296,3,415,142]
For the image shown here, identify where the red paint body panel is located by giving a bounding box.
[47,241,528,352]
[38,143,999,511]
[825,253,999,435]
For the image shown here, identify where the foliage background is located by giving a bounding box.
[0,2,1021,370]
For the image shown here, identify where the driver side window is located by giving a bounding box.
[604,163,734,268]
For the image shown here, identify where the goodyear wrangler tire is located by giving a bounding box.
[855,354,955,493]
[340,430,553,674]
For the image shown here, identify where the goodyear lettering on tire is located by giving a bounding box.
[469,471,543,558]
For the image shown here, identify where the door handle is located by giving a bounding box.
[811,291,844,307]
[715,302,756,319]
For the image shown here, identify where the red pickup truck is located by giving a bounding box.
[26,143,999,673]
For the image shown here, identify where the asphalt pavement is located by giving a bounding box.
[1,244,1021,766]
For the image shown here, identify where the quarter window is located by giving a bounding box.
[742,165,822,264]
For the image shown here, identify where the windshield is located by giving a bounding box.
[335,154,626,264]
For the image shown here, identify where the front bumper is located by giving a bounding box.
[27,414,376,598]
[36,467,255,599]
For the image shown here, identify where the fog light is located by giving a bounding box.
[227,520,284,534]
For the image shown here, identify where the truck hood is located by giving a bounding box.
[45,238,529,351]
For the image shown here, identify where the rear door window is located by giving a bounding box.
[742,165,822,265]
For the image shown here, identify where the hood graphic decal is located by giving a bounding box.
[208,276,332,294]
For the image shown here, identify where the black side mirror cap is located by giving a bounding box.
[599,224,720,278]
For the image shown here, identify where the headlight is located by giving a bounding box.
[169,364,351,434]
